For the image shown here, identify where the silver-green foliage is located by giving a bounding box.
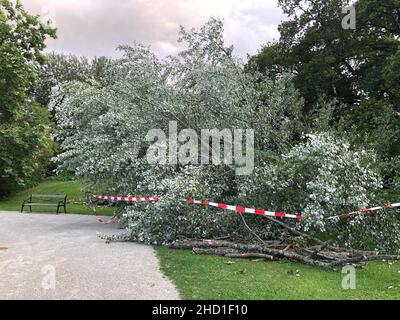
[51,19,390,251]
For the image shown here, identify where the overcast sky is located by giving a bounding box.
[21,0,286,61]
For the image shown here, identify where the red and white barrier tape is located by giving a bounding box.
[95,211,119,225]
[70,198,118,225]
[327,203,400,220]
[93,195,303,220]
[184,199,303,220]
[92,195,160,224]
[92,195,400,223]
[94,195,160,202]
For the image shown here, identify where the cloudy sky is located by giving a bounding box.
[21,0,286,61]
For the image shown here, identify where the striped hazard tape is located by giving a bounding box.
[95,211,119,225]
[327,202,400,220]
[94,195,160,202]
[91,195,400,223]
[69,198,120,225]
[92,195,160,224]
[92,195,303,220]
[184,199,304,220]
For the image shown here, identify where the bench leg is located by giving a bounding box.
[64,205,67,214]
[21,205,24,213]
[29,206,32,213]
[56,206,60,215]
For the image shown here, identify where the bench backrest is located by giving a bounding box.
[31,195,67,200]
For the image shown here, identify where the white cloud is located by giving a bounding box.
[20,0,285,60]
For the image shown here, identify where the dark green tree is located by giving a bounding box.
[248,0,400,189]
[249,0,400,108]
[0,0,56,196]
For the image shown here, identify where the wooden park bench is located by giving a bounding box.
[21,195,67,214]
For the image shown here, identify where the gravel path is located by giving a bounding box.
[0,211,180,300]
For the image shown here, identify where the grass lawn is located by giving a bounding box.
[156,247,400,300]
[0,178,114,216]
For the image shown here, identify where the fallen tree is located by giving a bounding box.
[169,216,400,271]
[52,18,400,262]
[170,239,400,271]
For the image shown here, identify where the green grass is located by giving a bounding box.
[0,178,114,216]
[156,247,400,300]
